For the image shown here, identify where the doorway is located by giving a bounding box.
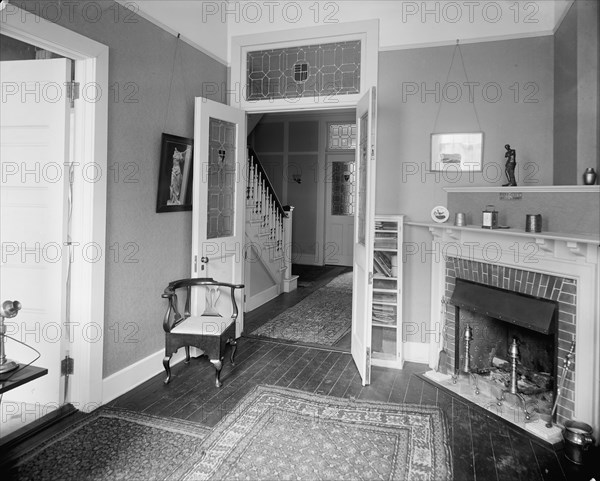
[248,110,356,267]
[0,4,108,441]
[0,38,74,438]
[245,109,356,350]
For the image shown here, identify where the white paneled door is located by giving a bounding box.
[324,151,355,266]
[0,58,72,434]
[351,87,377,385]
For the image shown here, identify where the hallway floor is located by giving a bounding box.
[245,264,352,350]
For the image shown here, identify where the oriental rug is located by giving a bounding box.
[173,385,453,481]
[251,271,353,346]
[11,407,210,481]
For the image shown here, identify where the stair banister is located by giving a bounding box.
[282,206,295,292]
[248,148,287,219]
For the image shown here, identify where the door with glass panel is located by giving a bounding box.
[192,99,246,335]
[325,151,355,266]
[351,87,377,385]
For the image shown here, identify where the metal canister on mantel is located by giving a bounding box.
[525,214,542,233]
[482,205,498,229]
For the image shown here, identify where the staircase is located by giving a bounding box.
[244,148,297,311]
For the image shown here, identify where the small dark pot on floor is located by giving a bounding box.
[563,420,594,465]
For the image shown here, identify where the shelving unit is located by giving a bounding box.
[371,214,404,369]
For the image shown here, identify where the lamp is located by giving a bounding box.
[0,299,21,373]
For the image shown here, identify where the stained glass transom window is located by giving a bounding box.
[207,117,236,239]
[331,161,355,216]
[246,40,361,101]
[328,123,357,150]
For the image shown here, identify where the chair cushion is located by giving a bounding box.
[171,316,234,336]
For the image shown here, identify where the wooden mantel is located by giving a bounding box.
[443,186,600,194]
[410,220,600,440]
[407,222,599,245]
[406,222,599,263]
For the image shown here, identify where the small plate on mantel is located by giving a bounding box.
[431,206,450,223]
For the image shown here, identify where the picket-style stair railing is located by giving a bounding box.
[245,148,296,310]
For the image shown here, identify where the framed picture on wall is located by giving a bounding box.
[430,132,483,172]
[156,133,193,213]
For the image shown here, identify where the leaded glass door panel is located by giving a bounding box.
[351,87,377,385]
[192,99,246,335]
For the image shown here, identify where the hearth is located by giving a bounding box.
[447,278,559,422]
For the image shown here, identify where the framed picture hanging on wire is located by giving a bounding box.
[156,133,194,213]
[430,132,483,172]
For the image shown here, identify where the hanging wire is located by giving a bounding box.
[432,39,483,133]
[163,34,181,133]
[178,38,190,107]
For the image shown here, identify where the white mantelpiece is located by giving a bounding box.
[408,221,600,440]
[444,186,600,194]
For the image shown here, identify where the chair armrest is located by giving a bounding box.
[165,278,244,292]
[161,279,245,333]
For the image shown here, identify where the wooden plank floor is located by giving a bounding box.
[3,266,598,479]
[106,337,597,481]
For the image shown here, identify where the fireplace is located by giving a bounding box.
[412,217,600,442]
[447,277,560,420]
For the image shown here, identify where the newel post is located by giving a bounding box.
[282,206,297,292]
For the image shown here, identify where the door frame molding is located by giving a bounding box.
[1,3,108,411]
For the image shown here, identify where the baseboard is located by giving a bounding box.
[246,284,280,312]
[403,341,429,364]
[101,348,187,404]
[292,252,320,265]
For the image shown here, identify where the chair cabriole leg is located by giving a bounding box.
[228,338,238,365]
[163,355,172,384]
[211,359,223,387]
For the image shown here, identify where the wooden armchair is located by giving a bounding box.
[162,278,244,387]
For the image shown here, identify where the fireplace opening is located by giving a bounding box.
[449,278,559,417]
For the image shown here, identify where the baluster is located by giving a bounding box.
[271,204,276,241]
[255,172,262,215]
[268,202,273,239]
[280,212,284,251]
[277,211,282,251]
[262,180,268,228]
[247,160,254,200]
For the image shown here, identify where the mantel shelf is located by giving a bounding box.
[406,221,600,246]
[443,186,600,193]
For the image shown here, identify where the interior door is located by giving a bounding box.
[351,87,377,385]
[0,59,71,431]
[192,98,246,335]
[324,152,355,266]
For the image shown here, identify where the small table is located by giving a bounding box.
[0,365,48,395]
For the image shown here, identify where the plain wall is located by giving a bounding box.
[377,36,555,343]
[447,191,600,235]
[554,0,600,185]
[13,1,227,377]
[553,3,578,185]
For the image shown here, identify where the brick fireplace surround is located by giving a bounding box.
[444,257,576,424]
[409,208,599,442]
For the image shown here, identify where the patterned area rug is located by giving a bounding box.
[251,271,353,345]
[174,385,453,481]
[12,407,210,481]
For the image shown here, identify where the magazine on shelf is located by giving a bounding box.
[373,252,391,277]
